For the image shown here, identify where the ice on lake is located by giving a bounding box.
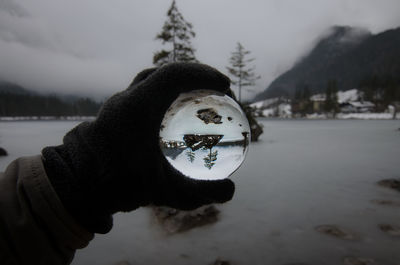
[1,119,400,265]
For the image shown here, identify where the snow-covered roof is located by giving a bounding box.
[250,98,280,109]
[310,94,326,101]
[349,101,374,108]
[250,101,265,109]
[337,89,359,104]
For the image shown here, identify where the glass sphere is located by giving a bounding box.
[159,90,250,180]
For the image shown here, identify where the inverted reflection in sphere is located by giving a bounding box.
[159,90,250,180]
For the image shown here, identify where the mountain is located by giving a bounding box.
[0,81,102,116]
[0,80,32,95]
[254,26,400,101]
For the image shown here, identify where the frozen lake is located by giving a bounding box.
[1,119,400,265]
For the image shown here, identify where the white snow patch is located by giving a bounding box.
[337,89,360,104]
[262,108,275,117]
[337,113,398,119]
[260,104,292,118]
[250,98,280,109]
[306,113,327,119]
[310,93,326,102]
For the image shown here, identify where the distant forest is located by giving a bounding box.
[0,92,102,116]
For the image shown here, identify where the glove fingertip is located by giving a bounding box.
[130,68,158,87]
[204,178,235,203]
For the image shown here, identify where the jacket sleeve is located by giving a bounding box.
[0,155,94,265]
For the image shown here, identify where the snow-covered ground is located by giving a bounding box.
[1,120,400,265]
[261,103,292,118]
[337,113,396,119]
[251,89,399,119]
[306,112,399,120]
[249,98,280,109]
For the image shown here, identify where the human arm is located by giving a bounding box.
[0,63,236,265]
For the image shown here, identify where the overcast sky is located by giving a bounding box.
[0,0,399,100]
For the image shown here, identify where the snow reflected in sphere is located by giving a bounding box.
[159,90,250,180]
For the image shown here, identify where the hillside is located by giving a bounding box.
[0,81,102,117]
[0,81,31,95]
[254,26,400,101]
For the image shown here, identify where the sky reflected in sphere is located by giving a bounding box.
[159,90,250,180]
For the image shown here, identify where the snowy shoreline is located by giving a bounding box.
[1,113,398,122]
[257,112,399,120]
[306,112,399,120]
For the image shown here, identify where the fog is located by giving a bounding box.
[1,0,400,100]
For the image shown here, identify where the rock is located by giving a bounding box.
[242,104,263,142]
[196,108,222,124]
[0,147,7,156]
[315,225,357,240]
[281,263,310,265]
[343,257,375,265]
[378,224,400,236]
[114,261,131,265]
[152,205,220,234]
[377,179,400,192]
[370,199,400,207]
[212,258,231,265]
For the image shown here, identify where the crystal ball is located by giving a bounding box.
[159,90,250,180]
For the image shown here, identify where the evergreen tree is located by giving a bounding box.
[324,81,333,112]
[301,85,311,101]
[324,80,339,115]
[226,42,260,103]
[203,148,218,170]
[331,80,339,116]
[153,0,197,66]
[186,149,195,163]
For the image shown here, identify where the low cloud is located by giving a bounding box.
[0,0,399,101]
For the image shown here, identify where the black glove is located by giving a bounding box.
[42,63,236,234]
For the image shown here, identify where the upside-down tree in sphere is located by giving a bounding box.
[153,0,198,66]
[226,42,260,103]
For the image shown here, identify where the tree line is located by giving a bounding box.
[291,75,400,117]
[0,92,101,117]
[359,75,400,112]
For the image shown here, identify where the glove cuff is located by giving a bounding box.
[42,122,114,234]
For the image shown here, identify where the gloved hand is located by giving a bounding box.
[42,63,236,234]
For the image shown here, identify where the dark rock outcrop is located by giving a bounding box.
[377,179,400,192]
[196,108,222,124]
[0,147,8,156]
[343,256,376,265]
[315,225,357,240]
[152,205,220,234]
[378,224,400,236]
[243,104,263,141]
[211,259,231,265]
[370,199,400,207]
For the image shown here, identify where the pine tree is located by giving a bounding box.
[331,80,339,116]
[153,0,197,66]
[324,80,339,115]
[203,148,218,170]
[226,42,260,103]
[186,149,195,163]
[324,81,333,112]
